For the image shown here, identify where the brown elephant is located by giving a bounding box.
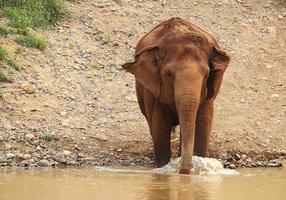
[122,17,230,174]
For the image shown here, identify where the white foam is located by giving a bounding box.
[94,156,239,175]
[155,156,239,175]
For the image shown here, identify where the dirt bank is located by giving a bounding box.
[0,0,285,169]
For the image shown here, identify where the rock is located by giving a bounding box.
[20,160,30,167]
[63,150,72,156]
[6,153,16,159]
[267,161,282,167]
[235,154,241,160]
[36,145,42,151]
[229,164,236,169]
[5,144,13,150]
[77,153,85,158]
[241,154,247,160]
[18,154,32,160]
[21,83,36,94]
[25,133,35,140]
[255,161,263,167]
[49,160,59,166]
[38,159,50,166]
[0,156,8,163]
[54,157,67,164]
[271,94,279,102]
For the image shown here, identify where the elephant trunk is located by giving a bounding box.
[175,78,202,174]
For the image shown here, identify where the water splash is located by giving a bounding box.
[155,156,239,175]
[95,156,238,175]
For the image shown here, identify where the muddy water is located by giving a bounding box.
[0,166,286,200]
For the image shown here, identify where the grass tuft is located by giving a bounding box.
[0,45,7,60]
[41,134,54,142]
[16,34,46,50]
[0,70,12,82]
[0,26,11,37]
[1,0,67,30]
[91,62,105,69]
[0,44,19,81]
[5,58,20,70]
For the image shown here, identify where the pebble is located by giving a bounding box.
[229,164,236,169]
[77,153,85,158]
[6,153,16,159]
[5,144,13,150]
[21,83,36,94]
[18,154,32,160]
[267,162,282,167]
[0,156,8,163]
[235,153,241,160]
[25,134,35,140]
[241,154,247,160]
[38,159,50,166]
[63,150,72,156]
[271,94,279,102]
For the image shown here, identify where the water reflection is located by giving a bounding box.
[0,167,285,200]
[146,173,219,200]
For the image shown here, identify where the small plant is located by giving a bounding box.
[68,42,75,49]
[94,27,110,45]
[5,58,20,70]
[16,34,46,50]
[0,70,12,83]
[0,45,7,60]
[0,44,20,71]
[41,134,54,142]
[7,111,15,117]
[0,26,10,37]
[91,62,105,69]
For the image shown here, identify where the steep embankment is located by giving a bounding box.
[0,0,285,168]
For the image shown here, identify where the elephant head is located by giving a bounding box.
[122,18,230,174]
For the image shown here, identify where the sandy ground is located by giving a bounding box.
[0,0,285,168]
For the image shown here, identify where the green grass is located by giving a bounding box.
[94,27,110,45]
[16,34,46,50]
[0,70,12,82]
[0,44,19,69]
[0,26,11,37]
[0,44,19,81]
[1,0,67,30]
[5,58,20,70]
[91,62,105,69]
[0,45,7,60]
[7,111,16,117]
[41,134,54,142]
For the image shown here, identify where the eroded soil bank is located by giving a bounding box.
[0,0,285,169]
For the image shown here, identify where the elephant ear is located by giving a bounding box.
[122,45,161,98]
[207,47,230,99]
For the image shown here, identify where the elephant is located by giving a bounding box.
[122,17,230,174]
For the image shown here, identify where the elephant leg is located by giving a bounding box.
[151,100,173,167]
[194,99,214,157]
